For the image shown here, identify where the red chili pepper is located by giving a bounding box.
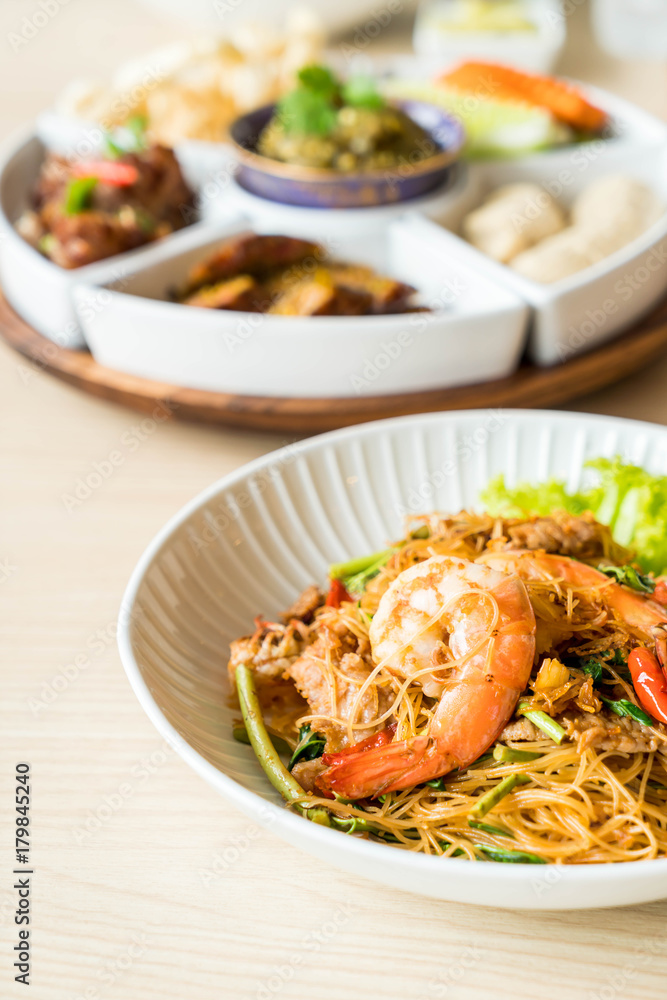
[325,578,352,609]
[653,580,667,606]
[72,161,139,186]
[629,647,667,725]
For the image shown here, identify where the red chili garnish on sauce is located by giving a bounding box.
[72,161,139,186]
[325,578,352,609]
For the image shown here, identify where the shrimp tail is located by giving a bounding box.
[317,735,456,799]
[319,724,396,767]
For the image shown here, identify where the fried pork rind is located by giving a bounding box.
[55,14,325,144]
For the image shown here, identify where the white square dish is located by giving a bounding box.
[71,215,529,399]
[0,131,203,348]
[431,148,667,365]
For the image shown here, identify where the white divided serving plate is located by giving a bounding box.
[200,165,471,239]
[71,214,528,398]
[0,131,206,348]
[435,146,667,365]
[2,74,666,383]
[118,408,667,909]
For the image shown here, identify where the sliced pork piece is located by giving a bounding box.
[268,271,372,316]
[328,262,416,313]
[183,234,321,296]
[183,274,264,311]
[286,636,394,751]
[281,585,324,625]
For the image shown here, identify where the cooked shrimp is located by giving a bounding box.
[477,550,667,723]
[317,555,536,799]
[477,550,667,649]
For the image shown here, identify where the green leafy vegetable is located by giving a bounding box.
[476,845,546,864]
[288,724,326,771]
[297,64,339,98]
[125,114,148,145]
[103,114,149,158]
[410,525,430,539]
[571,650,630,686]
[64,176,98,214]
[102,135,125,159]
[481,474,589,519]
[579,658,604,685]
[276,64,341,136]
[518,704,566,744]
[277,87,338,136]
[600,697,654,728]
[598,564,655,593]
[481,457,667,574]
[274,64,387,137]
[342,74,385,110]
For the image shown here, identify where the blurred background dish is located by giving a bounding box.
[133,0,402,34]
[413,0,566,73]
[71,215,529,397]
[229,97,464,207]
[1,0,667,397]
[591,0,667,59]
[54,11,325,146]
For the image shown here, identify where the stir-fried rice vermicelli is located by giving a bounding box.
[229,508,667,864]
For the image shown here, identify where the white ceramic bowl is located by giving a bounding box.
[72,214,529,398]
[0,131,203,348]
[118,409,667,910]
[434,146,667,365]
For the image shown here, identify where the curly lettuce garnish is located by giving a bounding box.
[482,457,667,574]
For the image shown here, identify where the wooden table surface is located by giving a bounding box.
[2,3,667,998]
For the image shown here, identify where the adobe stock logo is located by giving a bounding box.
[8,0,74,52]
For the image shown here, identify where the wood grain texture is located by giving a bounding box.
[2,3,667,1000]
[4,292,667,434]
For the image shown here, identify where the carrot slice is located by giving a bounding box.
[438,61,607,132]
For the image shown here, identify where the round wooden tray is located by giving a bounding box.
[3,291,667,434]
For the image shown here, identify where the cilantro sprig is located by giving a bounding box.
[598,564,655,594]
[276,64,385,137]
